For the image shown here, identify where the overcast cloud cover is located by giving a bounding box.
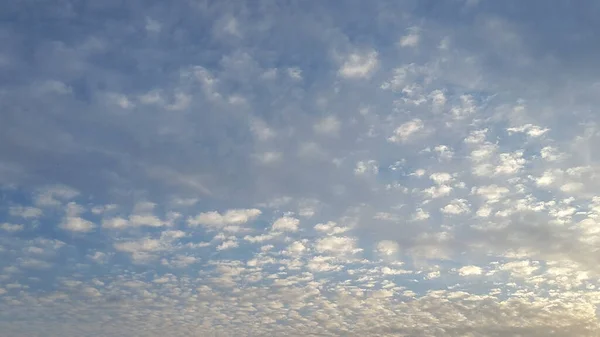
[2,0,600,336]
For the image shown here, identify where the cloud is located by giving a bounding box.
[3,1,600,336]
[388,119,424,143]
[441,199,471,215]
[1,222,24,232]
[458,265,483,276]
[338,50,379,78]
[216,240,239,251]
[354,160,379,175]
[314,116,341,136]
[114,239,164,255]
[9,206,43,219]
[271,216,300,232]
[507,124,550,137]
[34,185,79,207]
[188,209,262,228]
[315,236,360,255]
[376,240,400,256]
[60,217,95,233]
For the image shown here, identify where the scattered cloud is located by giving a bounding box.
[388,119,425,143]
[338,50,379,78]
[188,209,262,228]
[2,1,600,336]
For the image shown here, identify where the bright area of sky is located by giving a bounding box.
[2,0,600,336]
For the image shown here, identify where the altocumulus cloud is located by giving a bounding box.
[2,1,600,336]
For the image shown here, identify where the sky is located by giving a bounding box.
[2,0,600,336]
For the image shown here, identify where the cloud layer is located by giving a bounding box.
[2,0,600,336]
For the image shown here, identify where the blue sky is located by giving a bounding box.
[2,0,600,336]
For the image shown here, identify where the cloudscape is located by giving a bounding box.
[2,1,600,336]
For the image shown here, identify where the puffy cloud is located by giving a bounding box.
[376,240,400,256]
[272,216,300,232]
[9,206,42,219]
[216,240,239,251]
[507,124,550,137]
[114,239,163,253]
[60,217,95,233]
[472,184,510,203]
[458,265,483,276]
[0,223,24,232]
[34,185,79,207]
[286,241,306,255]
[314,116,341,136]
[354,160,379,175]
[3,2,600,336]
[315,236,360,255]
[441,199,471,215]
[338,50,379,78]
[314,221,350,235]
[429,172,453,185]
[188,209,261,228]
[388,119,425,143]
[399,27,420,48]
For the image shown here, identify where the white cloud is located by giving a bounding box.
[450,95,477,120]
[399,28,420,47]
[476,205,493,217]
[166,92,192,111]
[441,199,471,215]
[388,119,424,143]
[458,265,483,276]
[540,146,564,161]
[286,241,306,255]
[314,116,341,136]
[412,208,430,221]
[255,151,282,164]
[307,255,341,272]
[188,209,261,228]
[422,185,452,198]
[535,169,560,187]
[102,217,129,229]
[495,151,526,175]
[499,260,540,277]
[34,185,79,207]
[272,216,300,232]
[376,240,400,256]
[507,124,550,137]
[429,89,447,110]
[1,223,24,232]
[464,129,488,144]
[36,80,72,95]
[560,182,584,193]
[60,217,95,233]
[250,119,276,141]
[315,236,359,255]
[107,93,134,109]
[145,17,161,33]
[217,240,239,251]
[9,206,42,219]
[412,169,426,177]
[354,160,379,175]
[314,221,350,235]
[138,90,164,105]
[470,143,497,162]
[287,67,302,80]
[338,50,378,78]
[433,145,454,160]
[114,238,164,253]
[429,172,453,185]
[244,233,278,243]
[472,184,510,203]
